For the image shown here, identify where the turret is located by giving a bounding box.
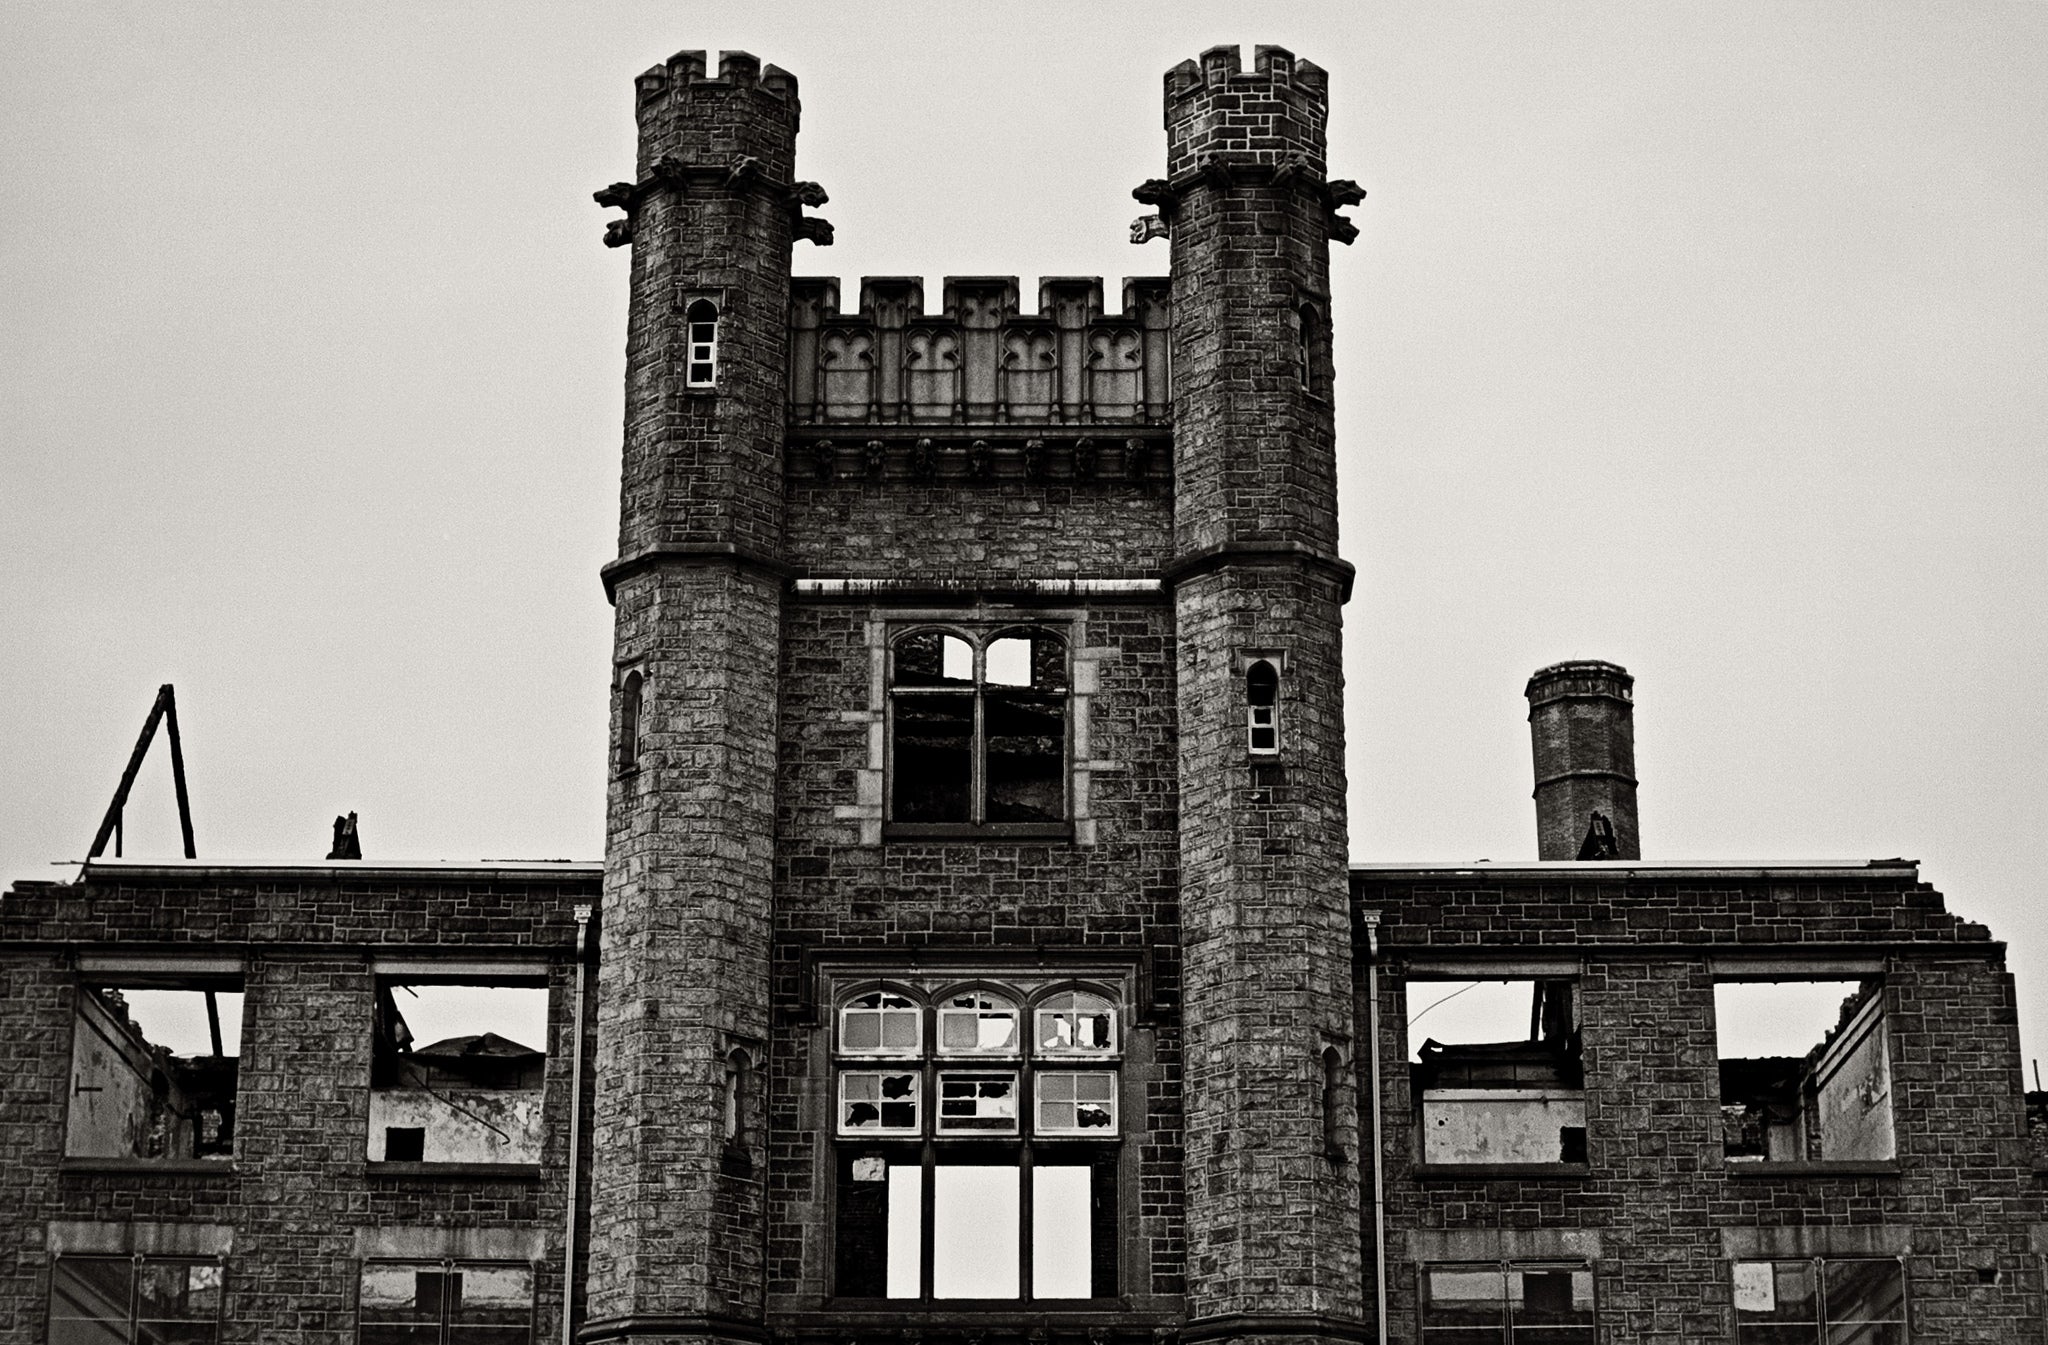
[1154,44,1367,1339]
[1526,660,1641,860]
[586,49,815,1339]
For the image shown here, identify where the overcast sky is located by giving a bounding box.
[4,4,2043,1056]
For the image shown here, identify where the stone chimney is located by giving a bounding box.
[1525,661,1640,860]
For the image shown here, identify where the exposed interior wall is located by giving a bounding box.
[1420,1089,1586,1164]
[65,989,163,1158]
[1812,994,1894,1160]
[368,1086,544,1163]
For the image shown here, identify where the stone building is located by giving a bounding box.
[1,44,2041,1345]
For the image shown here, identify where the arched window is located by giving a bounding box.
[937,989,1019,1055]
[1247,658,1280,755]
[685,299,719,389]
[889,626,1068,829]
[1035,989,1117,1056]
[839,989,920,1055]
[617,669,644,774]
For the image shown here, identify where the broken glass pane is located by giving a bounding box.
[894,632,974,688]
[938,992,1018,1053]
[937,1072,1018,1132]
[841,1071,920,1133]
[842,992,920,1053]
[1037,992,1117,1054]
[1037,1071,1117,1133]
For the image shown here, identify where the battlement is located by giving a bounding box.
[635,49,798,103]
[788,276,1171,426]
[1164,44,1327,176]
[1165,44,1326,100]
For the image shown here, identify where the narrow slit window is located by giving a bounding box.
[1247,659,1280,755]
[685,299,719,388]
[617,669,643,774]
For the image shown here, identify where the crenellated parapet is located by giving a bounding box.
[788,275,1170,426]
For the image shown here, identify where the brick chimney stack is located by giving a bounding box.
[1526,660,1640,860]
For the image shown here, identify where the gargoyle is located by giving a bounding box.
[1130,214,1169,244]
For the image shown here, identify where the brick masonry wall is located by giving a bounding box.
[1357,871,2045,1343]
[0,871,592,1344]
[781,475,1174,580]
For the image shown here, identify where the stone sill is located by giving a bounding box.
[1412,1162,1591,1180]
[1724,1160,1900,1179]
[365,1161,543,1182]
[884,822,1073,843]
[60,1157,238,1176]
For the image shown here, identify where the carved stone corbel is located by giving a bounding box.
[1129,214,1170,245]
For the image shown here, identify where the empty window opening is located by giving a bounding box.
[370,979,548,1164]
[832,977,1121,1302]
[1293,305,1316,390]
[1731,1257,1905,1342]
[1246,658,1280,755]
[67,980,242,1161]
[50,1256,224,1342]
[358,1260,535,1344]
[1407,978,1584,1165]
[685,299,719,388]
[1717,979,1892,1163]
[889,626,1068,828]
[617,669,644,774]
[1421,1263,1595,1343]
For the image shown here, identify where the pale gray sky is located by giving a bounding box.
[5,5,2044,1056]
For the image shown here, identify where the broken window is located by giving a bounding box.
[1715,979,1893,1163]
[1420,1262,1595,1343]
[50,1255,224,1342]
[358,1260,535,1344]
[370,978,548,1165]
[1407,978,1585,1165]
[67,977,242,1161]
[833,978,1121,1301]
[888,626,1068,829]
[1731,1258,1906,1342]
[684,298,719,389]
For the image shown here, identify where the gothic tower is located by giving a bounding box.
[1155,45,1367,1341]
[588,50,806,1342]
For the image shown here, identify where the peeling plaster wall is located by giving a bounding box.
[1420,1089,1585,1165]
[63,991,159,1158]
[368,1086,545,1163]
[1814,997,1894,1160]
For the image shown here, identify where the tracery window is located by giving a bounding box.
[888,626,1068,832]
[833,978,1121,1301]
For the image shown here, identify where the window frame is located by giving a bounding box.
[1711,971,1895,1167]
[684,297,719,391]
[1418,1259,1597,1343]
[829,975,1126,1304]
[368,972,551,1168]
[884,624,1072,839]
[65,969,245,1165]
[1404,975,1587,1170]
[356,1256,539,1344]
[1729,1255,1908,1342]
[49,1253,227,1342]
